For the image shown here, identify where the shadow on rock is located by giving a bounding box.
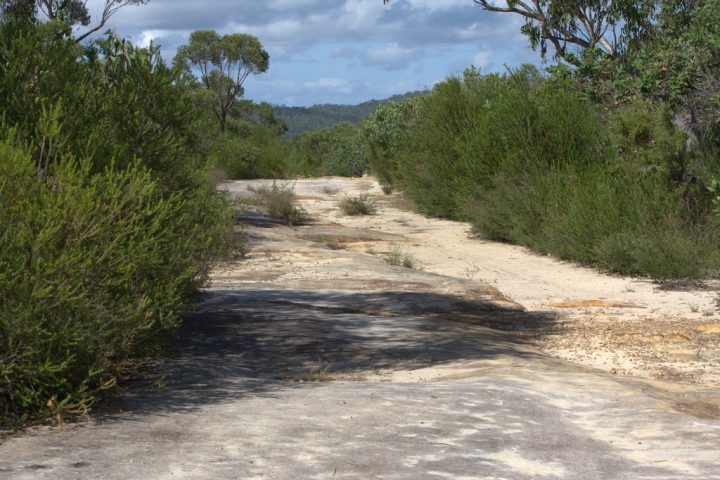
[97,289,560,421]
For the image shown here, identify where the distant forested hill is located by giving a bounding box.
[274,91,425,137]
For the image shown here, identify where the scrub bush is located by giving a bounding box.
[366,66,720,279]
[0,20,235,428]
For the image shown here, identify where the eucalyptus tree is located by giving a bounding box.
[383,0,656,66]
[175,30,270,133]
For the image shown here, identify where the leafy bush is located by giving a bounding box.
[0,23,201,191]
[360,99,418,190]
[208,108,291,180]
[0,20,235,428]
[285,128,333,177]
[285,122,368,177]
[326,123,368,177]
[225,120,370,179]
[339,194,377,216]
[210,129,288,180]
[0,143,235,428]
[366,66,720,279]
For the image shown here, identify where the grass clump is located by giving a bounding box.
[293,364,334,382]
[248,182,309,227]
[384,245,417,269]
[339,194,378,216]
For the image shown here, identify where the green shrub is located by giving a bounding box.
[285,122,368,177]
[326,124,368,177]
[360,100,418,191]
[0,21,235,429]
[0,23,202,191]
[339,194,377,216]
[0,143,234,429]
[285,128,332,177]
[210,120,290,180]
[367,65,720,279]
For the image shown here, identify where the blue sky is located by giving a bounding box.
[85,0,541,106]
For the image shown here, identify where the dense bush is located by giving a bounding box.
[285,127,333,177]
[360,99,418,191]
[367,67,720,279]
[206,109,370,180]
[285,122,368,177]
[327,125,367,177]
[0,20,235,428]
[0,23,202,190]
[209,121,289,180]
[0,144,234,427]
[577,0,720,150]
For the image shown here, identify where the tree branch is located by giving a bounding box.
[383,0,634,63]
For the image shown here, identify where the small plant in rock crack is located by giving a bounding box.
[464,262,481,280]
[338,194,378,216]
[384,244,416,269]
[294,363,334,382]
[322,186,340,196]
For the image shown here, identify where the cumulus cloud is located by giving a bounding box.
[83,0,535,105]
[303,77,350,89]
[89,0,519,56]
[301,77,354,95]
[363,42,420,70]
[473,51,493,69]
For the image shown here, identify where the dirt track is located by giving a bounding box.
[1,177,719,480]
[223,177,720,387]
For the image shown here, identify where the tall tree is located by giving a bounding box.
[383,0,656,66]
[175,30,270,133]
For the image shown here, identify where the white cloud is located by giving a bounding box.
[363,42,420,70]
[303,77,349,88]
[473,51,493,69]
[136,29,175,48]
[81,0,539,106]
[303,77,353,94]
[404,0,468,11]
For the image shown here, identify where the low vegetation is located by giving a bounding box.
[284,121,369,178]
[384,245,417,269]
[247,183,308,227]
[0,17,235,429]
[362,0,720,281]
[339,194,378,216]
[204,117,372,180]
[361,67,719,280]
